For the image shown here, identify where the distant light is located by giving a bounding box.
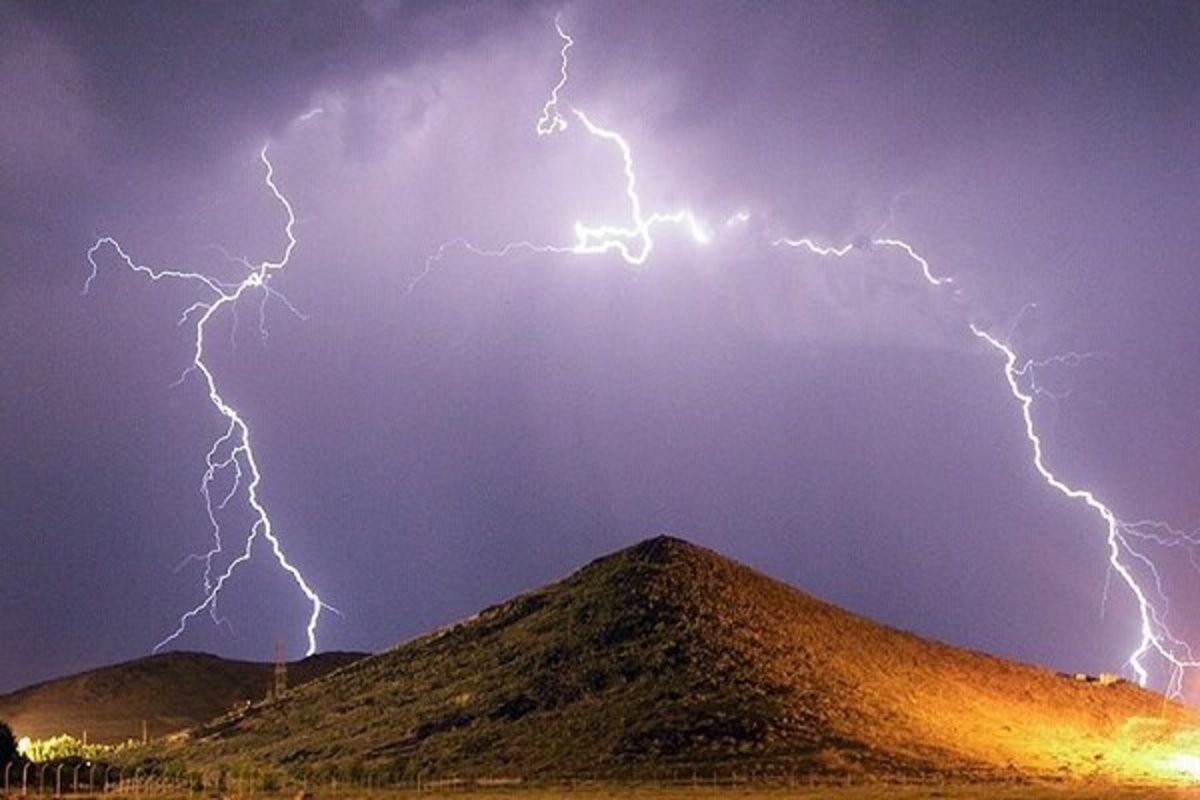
[1162,753,1200,779]
[16,737,30,756]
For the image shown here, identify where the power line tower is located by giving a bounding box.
[271,639,288,700]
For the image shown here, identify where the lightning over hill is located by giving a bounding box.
[408,13,1200,698]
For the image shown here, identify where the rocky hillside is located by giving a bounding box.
[165,536,1200,783]
[0,651,364,743]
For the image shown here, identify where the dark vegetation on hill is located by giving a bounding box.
[0,651,364,744]
[160,536,1200,784]
[0,721,15,765]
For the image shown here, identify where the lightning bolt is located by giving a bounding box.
[534,14,572,136]
[567,109,710,265]
[84,145,328,656]
[407,14,709,295]
[772,236,952,286]
[412,13,1200,695]
[772,233,1200,692]
[970,324,1200,692]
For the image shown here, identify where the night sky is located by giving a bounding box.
[3,1,1200,697]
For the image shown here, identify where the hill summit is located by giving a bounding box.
[171,535,1199,782]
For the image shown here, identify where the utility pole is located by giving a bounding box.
[272,639,288,700]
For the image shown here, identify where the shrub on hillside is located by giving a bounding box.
[0,721,15,765]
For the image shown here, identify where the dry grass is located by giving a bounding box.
[355,788,1199,800]
[43,784,1200,800]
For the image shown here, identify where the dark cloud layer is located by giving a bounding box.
[10,1,530,157]
[2,1,1199,697]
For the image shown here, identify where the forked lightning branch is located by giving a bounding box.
[85,147,328,656]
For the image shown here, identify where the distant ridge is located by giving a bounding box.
[0,651,365,743]
[162,535,1200,783]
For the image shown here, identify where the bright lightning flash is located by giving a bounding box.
[970,324,1200,691]
[534,15,573,137]
[408,14,708,294]
[772,236,951,286]
[84,146,328,656]
[416,13,1200,696]
[771,235,1200,692]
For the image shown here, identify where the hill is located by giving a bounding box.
[164,536,1200,783]
[0,651,364,744]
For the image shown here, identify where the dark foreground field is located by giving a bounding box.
[8,784,1200,799]
[298,787,1200,799]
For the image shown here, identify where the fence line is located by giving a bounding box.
[0,764,1018,797]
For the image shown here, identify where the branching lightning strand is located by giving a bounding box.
[407,16,709,296]
[774,234,1198,691]
[85,146,328,656]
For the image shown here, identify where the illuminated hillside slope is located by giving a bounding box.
[0,651,364,744]
[170,537,1200,782]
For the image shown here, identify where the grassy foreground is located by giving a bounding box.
[355,788,1200,800]
[22,782,1200,800]
[263,787,1200,799]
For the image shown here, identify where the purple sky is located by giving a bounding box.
[3,1,1199,696]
